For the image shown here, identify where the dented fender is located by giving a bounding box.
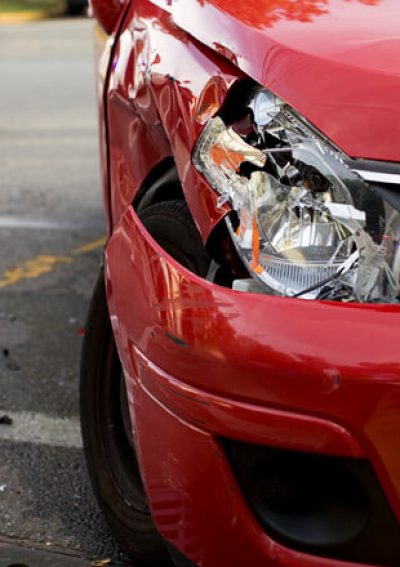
[105,0,244,238]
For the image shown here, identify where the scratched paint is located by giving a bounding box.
[0,236,106,290]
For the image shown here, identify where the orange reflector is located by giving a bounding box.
[210,143,244,171]
[252,216,260,265]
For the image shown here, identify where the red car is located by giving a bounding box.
[81,1,400,566]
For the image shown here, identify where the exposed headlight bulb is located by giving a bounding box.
[193,89,400,303]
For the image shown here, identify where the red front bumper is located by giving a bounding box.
[105,206,400,567]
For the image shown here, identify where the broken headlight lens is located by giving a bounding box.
[193,88,400,303]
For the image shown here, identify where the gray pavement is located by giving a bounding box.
[0,17,132,566]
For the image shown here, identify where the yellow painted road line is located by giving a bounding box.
[72,236,107,256]
[0,255,72,289]
[0,235,106,290]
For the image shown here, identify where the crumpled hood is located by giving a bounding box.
[153,0,400,162]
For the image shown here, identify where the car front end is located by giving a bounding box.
[85,1,400,565]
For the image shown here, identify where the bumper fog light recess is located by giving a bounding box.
[224,440,400,565]
[250,452,368,547]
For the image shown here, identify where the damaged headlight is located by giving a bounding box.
[193,88,400,303]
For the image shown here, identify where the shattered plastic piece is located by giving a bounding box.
[0,415,13,425]
[232,278,265,294]
[249,89,284,128]
[209,122,266,170]
[194,90,400,304]
[324,202,366,232]
[194,117,265,212]
[354,231,399,303]
[0,484,7,492]
[216,194,230,209]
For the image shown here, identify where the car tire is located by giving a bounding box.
[80,269,172,566]
[139,199,210,278]
[80,200,208,565]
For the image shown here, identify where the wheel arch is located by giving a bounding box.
[133,157,184,215]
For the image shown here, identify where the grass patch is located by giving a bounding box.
[0,0,62,13]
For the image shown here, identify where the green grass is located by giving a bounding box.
[0,0,62,13]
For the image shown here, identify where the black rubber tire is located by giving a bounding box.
[80,200,208,565]
[80,270,172,565]
[139,200,210,277]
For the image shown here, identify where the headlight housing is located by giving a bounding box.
[193,87,400,303]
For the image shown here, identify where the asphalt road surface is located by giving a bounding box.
[0,17,132,566]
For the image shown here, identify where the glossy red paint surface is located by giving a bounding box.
[132,345,364,459]
[95,0,400,565]
[105,207,400,566]
[150,0,400,163]
[133,376,369,567]
[91,0,125,35]
[102,0,400,238]
[105,0,239,235]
